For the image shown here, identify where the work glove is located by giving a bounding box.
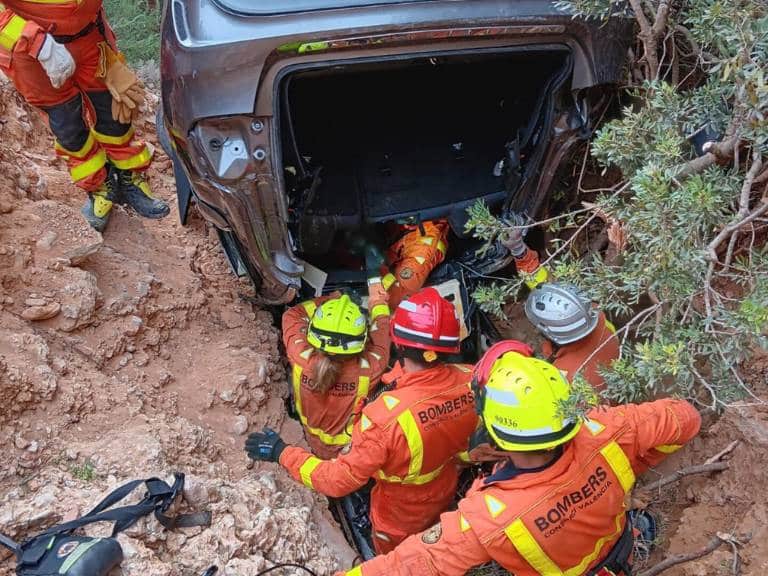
[245,427,287,463]
[101,44,145,124]
[500,211,529,257]
[37,35,76,89]
[367,275,389,307]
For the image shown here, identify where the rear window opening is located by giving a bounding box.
[278,49,572,287]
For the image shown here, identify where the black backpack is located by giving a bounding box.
[0,472,211,576]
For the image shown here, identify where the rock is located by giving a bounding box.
[125,315,143,336]
[219,389,234,403]
[63,240,102,267]
[35,231,57,250]
[232,415,249,436]
[65,448,79,461]
[158,371,173,387]
[27,440,39,453]
[51,357,68,376]
[182,475,209,508]
[21,302,61,321]
[14,434,29,450]
[24,297,47,307]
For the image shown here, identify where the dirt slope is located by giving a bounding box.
[0,77,354,575]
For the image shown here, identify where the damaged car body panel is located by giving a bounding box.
[160,0,632,304]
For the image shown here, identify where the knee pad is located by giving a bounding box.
[44,95,89,152]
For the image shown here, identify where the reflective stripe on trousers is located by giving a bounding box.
[292,364,369,446]
[376,409,445,485]
[504,440,636,575]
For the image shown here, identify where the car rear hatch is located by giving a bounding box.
[280,47,572,256]
[214,0,435,15]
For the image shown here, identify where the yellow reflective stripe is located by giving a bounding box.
[299,456,322,489]
[600,441,636,493]
[70,149,107,182]
[293,365,366,446]
[437,239,447,255]
[382,273,396,290]
[654,444,682,454]
[457,450,471,463]
[0,15,26,51]
[110,146,153,171]
[375,410,446,485]
[506,519,562,575]
[301,300,317,316]
[399,410,424,481]
[524,267,550,290]
[13,0,83,3]
[345,567,363,576]
[604,319,617,334]
[370,303,390,320]
[459,513,471,533]
[56,132,97,159]
[92,126,135,146]
[414,256,426,265]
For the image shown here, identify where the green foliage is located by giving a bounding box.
[70,459,96,482]
[104,0,161,65]
[470,0,768,409]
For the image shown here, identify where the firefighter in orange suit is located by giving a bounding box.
[0,1,168,231]
[381,220,450,307]
[281,279,391,460]
[503,217,619,392]
[334,346,701,576]
[247,287,478,554]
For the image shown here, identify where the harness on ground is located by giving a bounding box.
[0,472,211,576]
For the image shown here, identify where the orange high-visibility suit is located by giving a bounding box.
[282,295,391,460]
[337,398,701,576]
[279,363,478,554]
[383,221,449,307]
[0,1,151,191]
[516,249,619,391]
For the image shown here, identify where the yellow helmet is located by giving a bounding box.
[480,352,581,451]
[307,295,367,355]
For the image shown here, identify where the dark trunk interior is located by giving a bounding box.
[282,49,569,220]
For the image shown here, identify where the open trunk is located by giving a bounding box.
[280,48,572,255]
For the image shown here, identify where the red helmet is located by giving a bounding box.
[390,287,461,353]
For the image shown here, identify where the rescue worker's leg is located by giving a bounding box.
[0,51,114,230]
[46,95,117,231]
[87,90,168,219]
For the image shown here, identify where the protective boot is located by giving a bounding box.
[115,169,170,219]
[80,175,118,232]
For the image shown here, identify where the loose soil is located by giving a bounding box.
[0,75,766,576]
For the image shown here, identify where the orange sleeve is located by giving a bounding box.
[279,416,390,498]
[0,10,46,58]
[361,313,392,382]
[339,509,491,576]
[614,399,701,473]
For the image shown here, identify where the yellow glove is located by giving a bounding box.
[98,43,145,124]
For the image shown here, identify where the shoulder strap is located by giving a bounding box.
[31,473,210,541]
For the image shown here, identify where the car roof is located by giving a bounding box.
[213,0,438,16]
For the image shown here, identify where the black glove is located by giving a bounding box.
[245,427,287,463]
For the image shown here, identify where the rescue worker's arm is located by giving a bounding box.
[616,398,702,473]
[362,307,391,381]
[501,213,549,290]
[336,510,492,576]
[0,10,47,57]
[278,417,390,498]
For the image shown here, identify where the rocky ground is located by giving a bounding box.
[0,75,766,576]
[0,77,354,576]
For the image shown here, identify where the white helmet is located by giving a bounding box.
[524,282,599,345]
